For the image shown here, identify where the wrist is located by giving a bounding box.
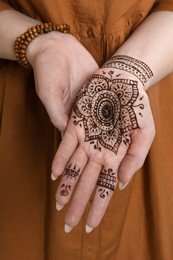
[102,55,154,91]
[14,22,70,68]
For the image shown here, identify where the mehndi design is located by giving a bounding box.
[60,164,80,196]
[97,168,117,198]
[73,74,140,154]
[103,55,153,86]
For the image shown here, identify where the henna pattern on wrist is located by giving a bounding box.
[60,164,80,196]
[73,74,143,154]
[97,168,117,198]
[103,55,153,86]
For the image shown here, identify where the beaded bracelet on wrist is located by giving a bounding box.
[14,22,70,69]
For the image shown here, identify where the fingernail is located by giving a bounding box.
[56,202,64,211]
[61,132,64,139]
[85,225,94,233]
[51,173,58,181]
[119,181,129,191]
[64,224,73,233]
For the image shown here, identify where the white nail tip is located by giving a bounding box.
[64,224,73,233]
[85,225,94,233]
[51,173,57,181]
[119,181,129,191]
[56,203,64,211]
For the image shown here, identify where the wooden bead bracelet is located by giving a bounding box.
[14,22,70,69]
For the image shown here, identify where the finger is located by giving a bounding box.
[118,127,155,188]
[52,127,78,178]
[64,159,102,228]
[55,146,88,206]
[86,166,118,231]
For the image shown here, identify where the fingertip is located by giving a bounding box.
[64,224,73,233]
[56,202,64,211]
[85,225,94,233]
[119,181,129,191]
[51,173,58,181]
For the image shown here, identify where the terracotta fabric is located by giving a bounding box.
[1,1,173,259]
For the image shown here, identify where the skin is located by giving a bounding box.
[1,9,173,232]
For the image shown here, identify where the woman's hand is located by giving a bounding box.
[51,56,155,232]
[26,32,99,131]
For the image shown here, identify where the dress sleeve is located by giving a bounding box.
[153,0,173,12]
[0,1,12,11]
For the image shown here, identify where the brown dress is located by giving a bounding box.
[1,0,173,259]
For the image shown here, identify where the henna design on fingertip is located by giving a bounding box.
[97,168,117,198]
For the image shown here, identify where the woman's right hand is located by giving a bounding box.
[26,32,99,131]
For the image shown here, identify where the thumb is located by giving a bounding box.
[41,93,69,132]
[118,128,154,190]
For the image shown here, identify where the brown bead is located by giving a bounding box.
[27,37,32,42]
[24,32,29,38]
[15,22,70,69]
[28,29,33,35]
[34,32,38,37]
[21,34,25,40]
[32,27,37,33]
[21,44,27,50]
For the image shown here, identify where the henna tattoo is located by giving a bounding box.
[64,163,80,180]
[73,74,141,154]
[60,184,71,196]
[60,164,80,197]
[97,168,117,198]
[103,55,153,86]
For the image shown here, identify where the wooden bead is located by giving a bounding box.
[15,22,70,68]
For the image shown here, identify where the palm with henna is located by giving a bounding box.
[52,55,155,232]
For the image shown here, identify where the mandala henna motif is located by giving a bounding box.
[73,74,142,154]
[97,168,117,198]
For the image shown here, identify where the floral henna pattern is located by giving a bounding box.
[60,164,80,196]
[97,168,117,198]
[73,74,142,154]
